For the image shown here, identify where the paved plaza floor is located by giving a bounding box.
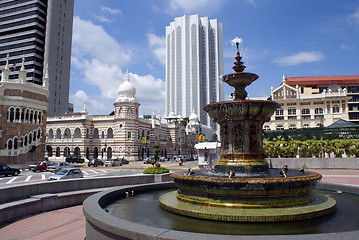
[0,167,358,240]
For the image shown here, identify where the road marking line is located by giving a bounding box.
[322,175,359,178]
[25,176,32,182]
[101,170,107,173]
[89,170,97,174]
[6,177,18,184]
[82,170,89,175]
[42,174,46,180]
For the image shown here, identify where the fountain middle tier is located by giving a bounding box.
[203,99,280,175]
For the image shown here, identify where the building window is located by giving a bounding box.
[275,108,284,120]
[301,108,311,119]
[315,108,324,119]
[289,124,297,129]
[288,108,297,119]
[303,124,310,128]
[333,105,340,113]
[263,125,271,131]
[127,131,131,139]
[276,125,284,131]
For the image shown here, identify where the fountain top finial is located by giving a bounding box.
[232,42,246,73]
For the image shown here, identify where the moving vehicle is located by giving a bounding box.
[65,155,85,164]
[88,159,104,167]
[143,157,155,164]
[48,168,83,180]
[104,158,129,167]
[47,162,72,172]
[29,161,50,172]
[0,164,20,176]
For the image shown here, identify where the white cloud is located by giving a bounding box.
[71,17,165,115]
[147,33,166,65]
[70,90,108,114]
[349,7,359,25]
[341,44,355,50]
[167,0,227,15]
[273,51,325,66]
[101,6,122,15]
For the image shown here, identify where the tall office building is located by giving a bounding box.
[0,0,74,117]
[165,15,224,139]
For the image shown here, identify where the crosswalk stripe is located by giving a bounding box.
[42,174,46,180]
[89,170,97,174]
[82,170,89,175]
[6,177,18,184]
[25,176,32,182]
[100,170,107,173]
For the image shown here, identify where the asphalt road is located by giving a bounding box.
[0,160,199,185]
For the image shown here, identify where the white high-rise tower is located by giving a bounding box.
[165,15,224,139]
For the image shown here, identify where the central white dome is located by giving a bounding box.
[116,72,137,102]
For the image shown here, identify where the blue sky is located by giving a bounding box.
[70,0,359,116]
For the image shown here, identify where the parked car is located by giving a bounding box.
[65,155,85,164]
[143,157,155,164]
[105,158,129,167]
[88,159,104,167]
[0,164,20,176]
[29,161,50,172]
[47,162,72,172]
[48,168,83,180]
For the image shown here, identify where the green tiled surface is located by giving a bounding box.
[159,190,336,222]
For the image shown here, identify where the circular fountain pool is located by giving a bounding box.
[105,187,358,235]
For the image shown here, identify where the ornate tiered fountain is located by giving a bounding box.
[160,43,336,222]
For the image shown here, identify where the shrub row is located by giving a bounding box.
[263,139,359,158]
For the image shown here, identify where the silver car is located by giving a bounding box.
[47,162,72,172]
[48,168,83,180]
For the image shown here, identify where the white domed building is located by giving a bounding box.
[45,72,199,161]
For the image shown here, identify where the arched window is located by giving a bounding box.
[24,135,28,146]
[74,147,81,156]
[303,124,310,128]
[118,107,123,118]
[29,133,32,144]
[14,137,18,149]
[34,110,38,124]
[86,128,89,138]
[107,128,114,138]
[46,146,53,157]
[74,128,82,139]
[48,129,54,139]
[127,131,131,139]
[107,147,112,159]
[263,125,271,131]
[315,108,323,114]
[37,129,41,139]
[56,128,62,139]
[93,128,99,139]
[127,108,133,118]
[8,107,14,122]
[93,147,99,159]
[315,108,324,119]
[276,125,284,131]
[15,108,21,121]
[64,147,70,157]
[289,124,297,129]
[64,128,71,138]
[29,110,34,123]
[25,109,29,122]
[56,147,60,157]
[7,139,13,150]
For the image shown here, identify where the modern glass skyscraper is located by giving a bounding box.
[0,0,74,117]
[165,15,224,138]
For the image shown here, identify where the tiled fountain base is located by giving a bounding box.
[159,191,336,222]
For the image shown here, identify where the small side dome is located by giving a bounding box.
[189,112,198,122]
[168,112,176,118]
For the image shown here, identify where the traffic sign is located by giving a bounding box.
[198,134,205,142]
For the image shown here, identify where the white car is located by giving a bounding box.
[48,168,83,180]
[47,162,72,172]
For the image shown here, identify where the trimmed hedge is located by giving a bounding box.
[263,139,359,158]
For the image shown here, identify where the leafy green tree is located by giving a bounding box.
[152,143,160,162]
